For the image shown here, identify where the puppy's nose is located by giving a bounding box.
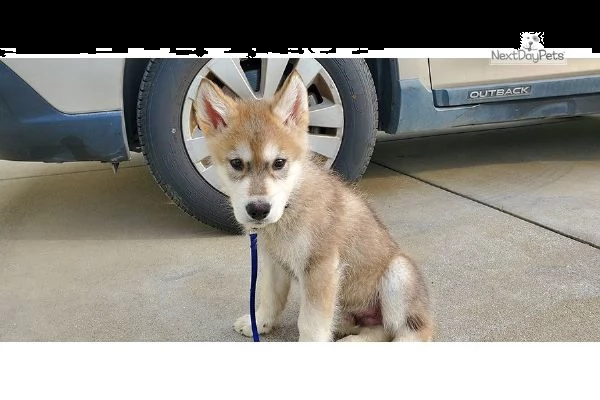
[246,201,271,221]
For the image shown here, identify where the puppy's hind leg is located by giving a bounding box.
[380,255,434,342]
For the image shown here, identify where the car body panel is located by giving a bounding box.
[429,58,600,89]
[397,58,432,89]
[394,78,600,135]
[385,58,600,136]
[432,75,600,107]
[1,59,125,113]
[0,62,129,162]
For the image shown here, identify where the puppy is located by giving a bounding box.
[194,70,433,341]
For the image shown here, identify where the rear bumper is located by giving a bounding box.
[0,62,130,163]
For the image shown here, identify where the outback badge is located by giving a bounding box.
[469,86,531,100]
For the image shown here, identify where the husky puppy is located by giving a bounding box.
[194,70,433,342]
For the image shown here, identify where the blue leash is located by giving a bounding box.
[249,232,260,342]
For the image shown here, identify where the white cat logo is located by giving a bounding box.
[520,32,544,51]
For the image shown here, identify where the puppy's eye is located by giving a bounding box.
[272,158,286,170]
[229,158,244,171]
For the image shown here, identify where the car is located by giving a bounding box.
[2,57,600,233]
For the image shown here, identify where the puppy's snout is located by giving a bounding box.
[246,201,271,221]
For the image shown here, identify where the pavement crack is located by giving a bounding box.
[371,161,600,251]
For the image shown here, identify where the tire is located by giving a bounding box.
[137,58,378,234]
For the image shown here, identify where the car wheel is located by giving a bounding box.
[137,58,378,234]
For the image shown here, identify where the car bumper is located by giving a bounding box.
[0,62,130,163]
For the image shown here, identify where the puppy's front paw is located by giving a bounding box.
[234,314,274,337]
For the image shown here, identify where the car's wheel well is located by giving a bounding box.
[365,58,400,134]
[123,58,151,152]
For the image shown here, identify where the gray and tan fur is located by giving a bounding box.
[194,70,433,342]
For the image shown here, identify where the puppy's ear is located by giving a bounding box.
[272,70,309,130]
[194,78,236,136]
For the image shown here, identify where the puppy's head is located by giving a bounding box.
[193,71,309,229]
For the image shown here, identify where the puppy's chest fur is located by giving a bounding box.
[257,162,342,278]
[261,229,312,278]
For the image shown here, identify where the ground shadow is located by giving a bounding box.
[372,116,600,174]
[0,165,230,241]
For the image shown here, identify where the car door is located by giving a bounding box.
[429,57,600,107]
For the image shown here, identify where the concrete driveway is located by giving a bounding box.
[1,117,599,342]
